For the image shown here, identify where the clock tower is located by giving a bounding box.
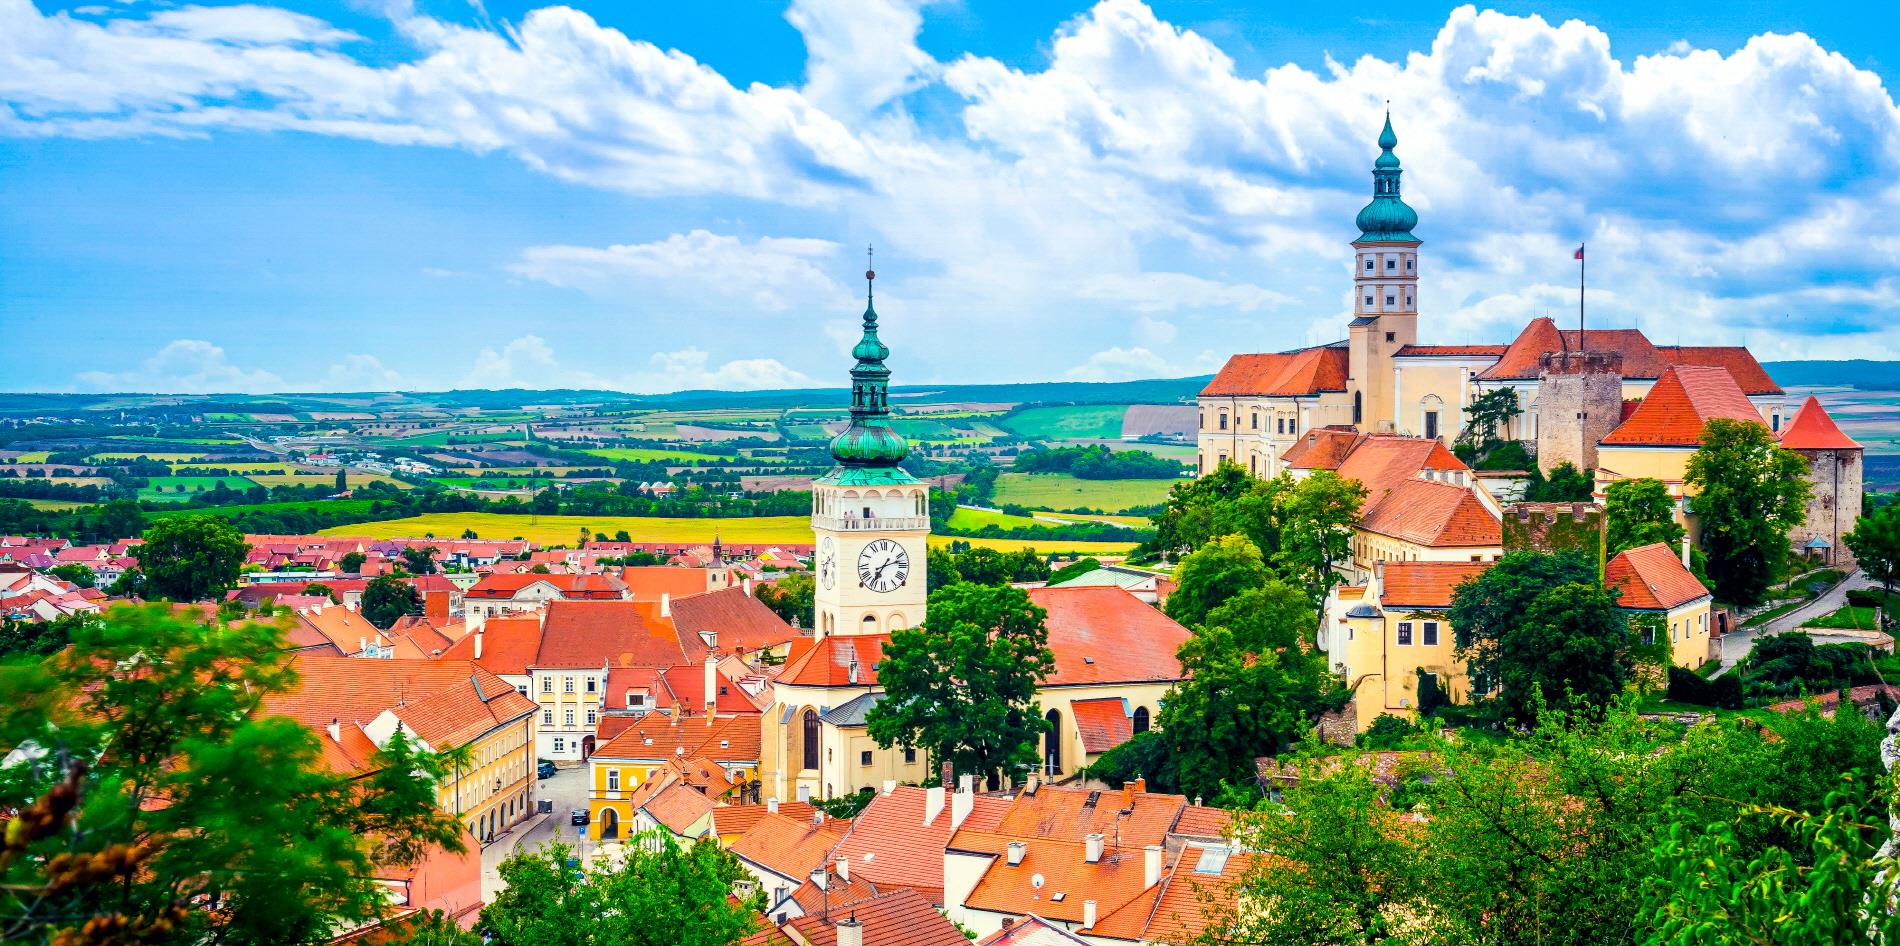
[810,256,930,638]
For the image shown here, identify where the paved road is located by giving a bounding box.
[1717,569,1870,672]
[481,766,593,901]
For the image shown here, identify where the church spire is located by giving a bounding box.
[1356,110,1419,243]
[828,247,908,468]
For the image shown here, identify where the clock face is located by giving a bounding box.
[857,539,910,594]
[818,537,836,590]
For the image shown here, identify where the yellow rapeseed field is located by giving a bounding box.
[316,512,1137,554]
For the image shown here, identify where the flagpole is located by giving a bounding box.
[1579,242,1586,353]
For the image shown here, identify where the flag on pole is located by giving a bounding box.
[1575,245,1585,260]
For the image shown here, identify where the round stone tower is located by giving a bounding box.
[1535,350,1623,473]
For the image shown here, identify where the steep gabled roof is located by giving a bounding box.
[1070,698,1134,754]
[1477,318,1673,381]
[1200,346,1350,398]
[1601,365,1762,447]
[785,888,967,946]
[1279,427,1362,470]
[592,712,760,764]
[1660,346,1783,395]
[728,812,849,883]
[776,634,888,688]
[1378,560,1493,609]
[1358,480,1501,548]
[438,614,542,676]
[670,586,798,661]
[1778,396,1860,451]
[826,786,958,905]
[1026,587,1191,686]
[1333,435,1467,493]
[1606,542,1711,611]
[534,600,684,669]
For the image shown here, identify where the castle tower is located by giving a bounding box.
[809,256,930,638]
[1347,113,1421,432]
[1535,350,1623,473]
[1779,396,1864,568]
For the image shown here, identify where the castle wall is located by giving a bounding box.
[1535,351,1624,473]
[1790,448,1863,567]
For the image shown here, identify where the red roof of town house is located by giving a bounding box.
[1025,587,1191,686]
[1378,560,1493,610]
[669,586,799,660]
[1200,345,1350,397]
[1170,805,1232,841]
[1278,427,1362,470]
[976,914,1094,945]
[1089,847,1259,944]
[728,812,850,882]
[534,600,684,669]
[592,712,761,764]
[1070,698,1134,754]
[961,836,1158,927]
[776,634,890,688]
[660,662,768,715]
[1358,480,1501,548]
[825,786,962,905]
[1394,344,1509,357]
[1601,364,1763,447]
[466,573,627,600]
[618,566,714,601]
[1332,435,1468,493]
[1661,346,1783,395]
[1605,543,1711,611]
[639,777,720,834]
[1778,396,1861,451]
[1478,318,1675,381]
[266,657,537,771]
[785,888,967,946]
[957,784,1187,853]
[713,801,819,838]
[438,614,543,676]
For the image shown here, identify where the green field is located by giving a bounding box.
[947,507,1048,531]
[581,447,733,463]
[992,473,1177,512]
[138,475,260,502]
[22,499,96,511]
[317,512,1137,554]
[7,452,51,463]
[1000,405,1128,440]
[151,499,378,520]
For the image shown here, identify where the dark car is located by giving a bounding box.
[537,760,557,780]
[571,808,589,826]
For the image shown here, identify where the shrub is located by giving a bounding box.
[1666,665,1743,709]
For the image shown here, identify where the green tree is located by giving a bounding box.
[1845,500,1900,598]
[1160,622,1330,802]
[0,604,465,946]
[334,469,347,493]
[301,582,338,603]
[0,612,95,658]
[479,835,761,946]
[91,499,146,541]
[1604,477,1686,557]
[1273,470,1367,621]
[1202,578,1314,655]
[1046,557,1101,585]
[361,575,423,630]
[528,563,551,574]
[1491,582,1637,720]
[1449,550,1598,699]
[1455,387,1522,468]
[947,547,1011,586]
[1527,461,1594,502]
[47,563,96,589]
[132,514,250,602]
[400,545,440,575]
[1145,463,1287,558]
[338,550,367,574]
[1686,418,1812,606]
[754,571,815,628]
[925,546,961,590]
[1163,534,1271,629]
[866,584,1055,785]
[1087,730,1175,790]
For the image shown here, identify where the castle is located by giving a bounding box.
[1198,115,1862,567]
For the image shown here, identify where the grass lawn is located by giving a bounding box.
[22,499,95,511]
[317,512,1139,554]
[138,475,260,502]
[1056,512,1154,528]
[1804,605,1882,630]
[1000,405,1128,440]
[992,473,1177,512]
[1741,597,1809,628]
[581,447,730,463]
[948,507,1051,531]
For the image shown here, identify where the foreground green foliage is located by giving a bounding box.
[479,835,762,946]
[1687,418,1812,606]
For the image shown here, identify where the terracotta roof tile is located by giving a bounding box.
[1394,344,1508,357]
[714,801,818,837]
[1378,560,1493,609]
[1332,435,1468,494]
[1170,806,1231,841]
[1069,698,1134,754]
[1660,346,1783,395]
[617,566,714,601]
[827,786,958,904]
[776,634,888,688]
[534,600,685,669]
[266,656,535,770]
[467,573,626,600]
[593,712,760,764]
[670,586,798,661]
[1093,848,1257,943]
[1279,427,1362,470]
[1201,346,1350,397]
[786,888,966,946]
[1605,542,1710,611]
[1601,365,1763,447]
[437,614,543,676]
[1477,318,1674,381]
[1778,396,1860,451]
[1358,480,1501,548]
[728,812,849,882]
[1025,587,1191,686]
[640,779,718,835]
[962,838,1156,927]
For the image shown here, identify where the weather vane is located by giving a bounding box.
[866,243,875,282]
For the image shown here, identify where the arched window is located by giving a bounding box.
[801,710,820,771]
[861,615,878,633]
[1132,706,1150,734]
[1044,709,1062,775]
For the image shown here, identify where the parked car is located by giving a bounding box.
[537,760,557,780]
[571,808,589,826]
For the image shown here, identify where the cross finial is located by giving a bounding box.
[865,244,876,305]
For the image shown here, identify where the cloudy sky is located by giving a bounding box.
[2,0,1897,394]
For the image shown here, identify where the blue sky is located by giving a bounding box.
[2,0,1897,393]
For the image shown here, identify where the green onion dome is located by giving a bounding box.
[828,267,910,468]
[1355,113,1420,243]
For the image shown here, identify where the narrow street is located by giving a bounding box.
[1716,569,1876,673]
[480,765,592,901]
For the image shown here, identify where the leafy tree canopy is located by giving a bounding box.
[1687,418,1811,606]
[1604,477,1686,557]
[479,835,762,946]
[132,514,250,602]
[754,570,815,628]
[1845,500,1900,598]
[1164,533,1271,629]
[360,574,423,630]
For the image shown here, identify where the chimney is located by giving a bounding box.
[1085,833,1104,863]
[1143,845,1163,888]
[1082,900,1098,929]
[940,761,954,787]
[952,775,973,829]
[660,592,670,617]
[835,917,861,946]
[744,578,753,597]
[767,797,779,814]
[472,629,484,660]
[881,779,895,796]
[704,651,718,718]
[1006,841,1026,866]
[1024,773,1040,795]
[924,784,946,824]
[837,857,849,882]
[1124,777,1144,810]
[810,866,827,891]
[813,809,825,826]
[326,718,340,742]
[1681,534,1692,568]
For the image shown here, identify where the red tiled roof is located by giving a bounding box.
[714,801,818,837]
[1093,848,1258,943]
[1394,344,1508,357]
[962,838,1155,927]
[534,600,684,669]
[776,634,888,688]
[786,888,967,946]
[593,712,761,764]
[1200,346,1349,397]
[1278,427,1361,471]
[438,614,542,676]
[670,586,798,661]
[1601,365,1763,447]
[618,566,713,601]
[728,812,849,883]
[827,787,957,905]
[265,656,536,770]
[1333,435,1468,493]
[1778,396,1860,451]
[640,779,718,835]
[1605,543,1710,611]
[1070,698,1134,754]
[1378,560,1493,609]
[1660,346,1782,395]
[1358,480,1501,548]
[1170,806,1231,840]
[660,662,767,716]
[466,573,626,600]
[1477,318,1674,381]
[1025,587,1191,686]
